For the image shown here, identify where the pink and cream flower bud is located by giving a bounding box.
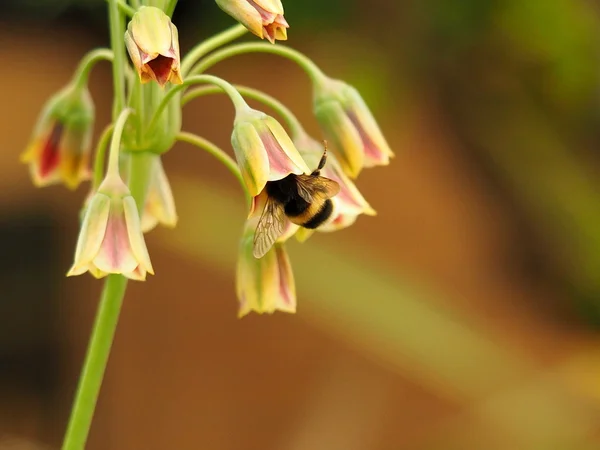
[124,6,183,87]
[294,133,376,241]
[141,157,178,233]
[236,217,296,318]
[67,175,154,281]
[20,84,94,190]
[216,0,289,44]
[313,77,393,178]
[231,107,311,197]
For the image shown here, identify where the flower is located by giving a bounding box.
[141,157,178,232]
[231,107,311,197]
[236,217,296,317]
[20,84,94,189]
[313,77,393,178]
[216,0,289,44]
[67,174,154,281]
[294,133,376,241]
[124,6,183,87]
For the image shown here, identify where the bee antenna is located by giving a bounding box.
[317,140,328,171]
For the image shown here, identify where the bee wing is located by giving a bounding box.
[253,197,286,259]
[295,175,341,202]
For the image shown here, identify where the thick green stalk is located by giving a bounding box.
[61,275,128,450]
[109,0,126,119]
[188,42,327,84]
[180,24,247,76]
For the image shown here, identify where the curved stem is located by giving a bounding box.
[61,275,128,450]
[180,24,247,76]
[129,0,140,8]
[105,0,135,17]
[148,75,248,132]
[176,131,249,204]
[72,48,114,89]
[109,0,126,119]
[183,85,305,138]
[188,43,327,84]
[107,108,134,178]
[92,124,115,190]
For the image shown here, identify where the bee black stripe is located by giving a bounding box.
[302,199,333,229]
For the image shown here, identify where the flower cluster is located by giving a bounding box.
[21,0,392,317]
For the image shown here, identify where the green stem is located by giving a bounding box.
[180,24,247,76]
[183,85,305,138]
[147,75,248,132]
[188,43,327,84]
[105,0,136,17]
[176,131,249,204]
[109,0,127,119]
[92,124,115,190]
[129,0,140,8]
[61,275,128,450]
[128,152,155,212]
[107,108,134,178]
[164,0,178,17]
[72,49,114,89]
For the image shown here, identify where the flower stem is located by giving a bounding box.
[109,0,126,119]
[164,0,178,17]
[183,85,305,138]
[107,108,134,178]
[188,43,327,84]
[180,24,247,76]
[72,48,114,90]
[61,275,128,450]
[176,131,249,204]
[147,75,247,132]
[104,0,136,17]
[92,124,115,190]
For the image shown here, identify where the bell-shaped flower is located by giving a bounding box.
[20,84,94,190]
[124,6,183,87]
[216,0,289,44]
[294,133,376,241]
[141,157,178,233]
[313,77,393,178]
[231,106,311,197]
[236,215,296,318]
[67,174,154,281]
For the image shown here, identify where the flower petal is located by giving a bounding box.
[232,120,270,197]
[67,193,111,276]
[93,199,139,275]
[123,196,154,275]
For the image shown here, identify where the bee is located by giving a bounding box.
[253,145,340,258]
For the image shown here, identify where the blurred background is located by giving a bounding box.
[2,0,600,448]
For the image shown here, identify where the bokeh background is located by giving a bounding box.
[2,0,600,448]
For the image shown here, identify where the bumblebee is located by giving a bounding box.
[253,147,340,258]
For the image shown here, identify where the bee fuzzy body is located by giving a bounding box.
[252,147,340,258]
[266,175,334,229]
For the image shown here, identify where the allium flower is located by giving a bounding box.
[124,6,183,87]
[231,107,311,197]
[68,175,154,281]
[216,0,289,44]
[20,84,94,190]
[141,157,178,232]
[236,214,296,317]
[313,77,393,178]
[294,133,376,240]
